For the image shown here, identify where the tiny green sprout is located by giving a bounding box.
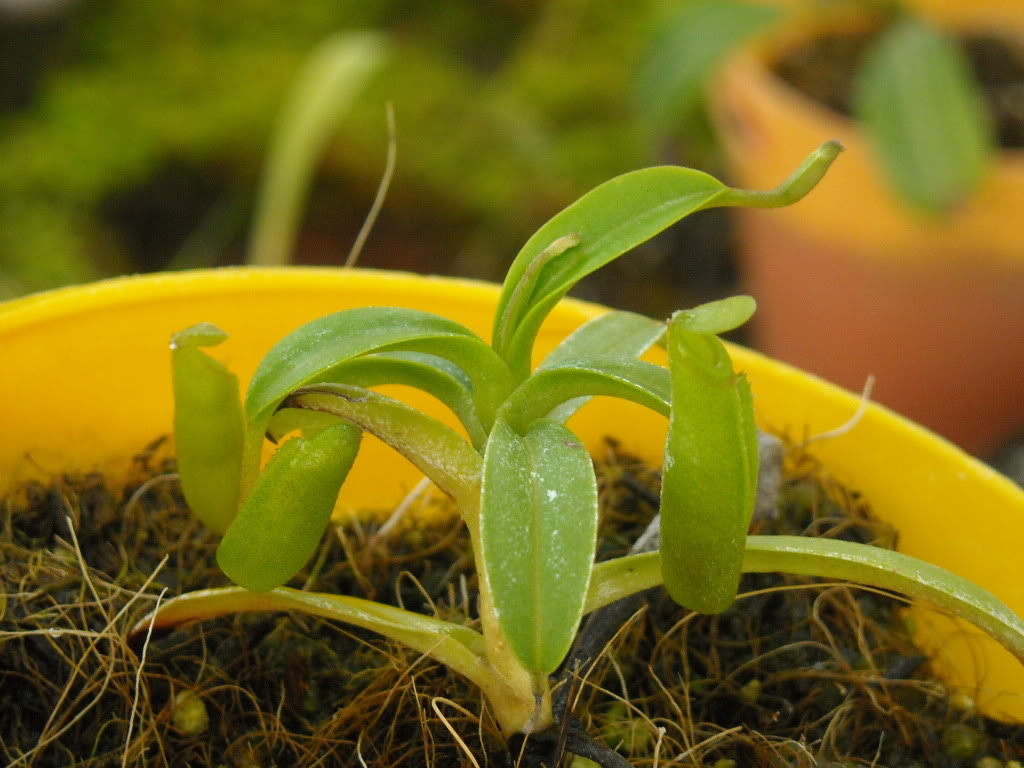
[142,141,1024,752]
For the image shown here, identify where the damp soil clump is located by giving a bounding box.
[773,25,1024,150]
[3,438,1023,767]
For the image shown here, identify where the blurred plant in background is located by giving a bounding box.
[1,0,724,317]
[636,0,1024,460]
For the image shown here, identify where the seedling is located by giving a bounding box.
[142,142,1024,750]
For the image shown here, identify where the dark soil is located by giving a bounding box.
[3,439,1023,767]
[773,27,1024,149]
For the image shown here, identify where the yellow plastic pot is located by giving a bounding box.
[711,8,1024,458]
[2,267,1023,719]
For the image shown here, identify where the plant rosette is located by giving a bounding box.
[2,146,1024,762]
[703,3,1024,457]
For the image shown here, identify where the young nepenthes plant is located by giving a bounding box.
[139,141,1024,756]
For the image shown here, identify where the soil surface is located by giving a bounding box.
[774,27,1024,149]
[3,439,1024,767]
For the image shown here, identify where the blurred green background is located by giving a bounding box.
[0,0,735,317]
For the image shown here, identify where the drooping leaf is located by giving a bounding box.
[499,356,670,434]
[538,311,665,423]
[245,307,513,435]
[540,311,665,370]
[480,419,599,675]
[171,323,245,535]
[491,143,842,379]
[285,384,483,507]
[659,313,758,614]
[854,17,992,213]
[248,32,387,266]
[217,422,361,592]
[129,585,492,695]
[636,0,781,132]
[311,351,486,448]
[584,538,1024,666]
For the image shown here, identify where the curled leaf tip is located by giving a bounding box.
[719,140,844,210]
[171,322,230,350]
[821,139,845,157]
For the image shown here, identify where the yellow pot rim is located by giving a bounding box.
[3,266,1022,718]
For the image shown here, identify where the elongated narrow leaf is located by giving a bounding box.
[218,422,361,592]
[660,313,758,614]
[491,145,841,378]
[583,538,1024,666]
[539,311,665,423]
[854,17,991,213]
[130,585,491,691]
[286,384,482,506]
[636,0,781,131]
[245,307,513,432]
[311,351,486,448]
[499,356,670,434]
[480,419,599,675]
[171,323,244,535]
[248,32,387,266]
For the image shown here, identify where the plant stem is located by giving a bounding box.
[713,140,843,209]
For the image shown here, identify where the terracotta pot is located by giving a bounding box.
[2,267,1023,719]
[711,10,1024,457]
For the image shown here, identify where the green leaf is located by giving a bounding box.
[854,17,992,213]
[636,0,781,131]
[660,313,758,614]
[285,384,483,507]
[538,311,665,423]
[490,143,842,380]
[171,324,244,535]
[743,536,1024,664]
[245,307,513,434]
[217,422,361,592]
[541,311,665,370]
[584,538,1024,666]
[130,585,492,693]
[310,351,486,449]
[499,356,670,434]
[491,168,725,377]
[674,295,756,335]
[480,419,599,675]
[266,408,344,442]
[172,322,230,348]
[248,32,387,266]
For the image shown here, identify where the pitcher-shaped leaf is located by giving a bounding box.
[660,312,758,614]
[217,422,361,592]
[480,419,599,675]
[171,323,245,535]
